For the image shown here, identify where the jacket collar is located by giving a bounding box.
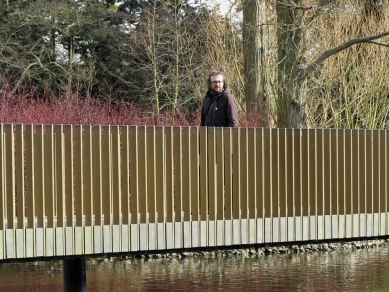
[207,87,228,99]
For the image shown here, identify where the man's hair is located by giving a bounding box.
[207,71,229,90]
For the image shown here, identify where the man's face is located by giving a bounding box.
[210,75,224,93]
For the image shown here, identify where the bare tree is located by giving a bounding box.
[244,0,389,128]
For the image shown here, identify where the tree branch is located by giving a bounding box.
[368,40,389,48]
[296,31,389,81]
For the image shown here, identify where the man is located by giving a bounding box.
[200,71,239,127]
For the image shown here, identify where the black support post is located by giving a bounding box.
[62,258,86,292]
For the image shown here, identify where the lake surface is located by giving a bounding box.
[1,245,389,291]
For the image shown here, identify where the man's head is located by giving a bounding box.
[207,71,228,92]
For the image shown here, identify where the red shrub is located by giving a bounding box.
[0,75,263,128]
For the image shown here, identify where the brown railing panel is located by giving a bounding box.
[344,130,352,216]
[102,125,112,226]
[300,129,309,218]
[173,127,182,224]
[240,128,248,220]
[232,127,240,220]
[129,126,138,225]
[165,127,174,223]
[45,126,55,229]
[323,130,331,217]
[207,127,216,223]
[0,125,4,231]
[384,131,389,234]
[285,129,293,219]
[147,126,156,224]
[314,130,321,217]
[206,127,216,245]
[182,127,190,223]
[224,128,232,221]
[102,126,112,226]
[351,130,359,217]
[247,128,256,219]
[337,129,345,217]
[6,124,15,229]
[190,127,199,222]
[382,131,388,214]
[365,130,373,215]
[54,125,64,228]
[270,129,278,219]
[308,129,316,218]
[215,127,224,221]
[74,125,83,227]
[83,125,93,254]
[0,126,4,259]
[1,124,389,259]
[15,125,25,231]
[65,125,74,227]
[329,129,337,217]
[84,126,93,226]
[262,128,271,218]
[92,126,102,226]
[165,127,174,248]
[199,127,208,223]
[121,126,130,225]
[255,128,264,219]
[138,126,147,224]
[372,130,380,214]
[112,126,121,226]
[155,127,165,224]
[278,129,286,219]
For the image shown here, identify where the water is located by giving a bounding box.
[1,246,389,291]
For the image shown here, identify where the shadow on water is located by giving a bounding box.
[1,246,389,291]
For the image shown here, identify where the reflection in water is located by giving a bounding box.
[1,246,389,291]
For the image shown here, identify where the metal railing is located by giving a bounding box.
[0,124,387,259]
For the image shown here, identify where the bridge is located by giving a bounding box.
[0,124,388,290]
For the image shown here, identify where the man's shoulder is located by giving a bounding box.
[221,87,235,97]
[220,88,236,101]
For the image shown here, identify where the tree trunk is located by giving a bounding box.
[243,0,277,127]
[277,1,307,128]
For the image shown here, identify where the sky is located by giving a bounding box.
[190,0,238,15]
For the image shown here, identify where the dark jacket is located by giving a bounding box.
[200,87,239,127]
